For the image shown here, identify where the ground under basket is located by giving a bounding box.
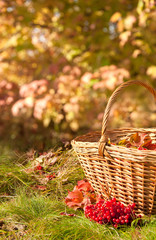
[72,80,156,215]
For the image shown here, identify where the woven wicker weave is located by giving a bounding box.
[72,80,156,215]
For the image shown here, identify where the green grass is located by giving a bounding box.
[0,152,36,199]
[0,146,156,239]
[0,192,156,240]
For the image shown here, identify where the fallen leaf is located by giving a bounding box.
[60,212,77,217]
[24,167,34,174]
[84,192,96,204]
[34,185,47,190]
[65,187,84,210]
[49,156,58,165]
[77,180,94,192]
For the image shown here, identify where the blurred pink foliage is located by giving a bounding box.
[93,65,130,90]
[0,0,155,149]
[20,79,49,98]
[1,65,130,136]
[1,61,155,147]
[0,80,18,107]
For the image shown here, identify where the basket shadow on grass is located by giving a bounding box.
[0,147,156,239]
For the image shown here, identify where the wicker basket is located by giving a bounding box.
[72,80,156,215]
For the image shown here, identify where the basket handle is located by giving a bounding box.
[99,80,156,156]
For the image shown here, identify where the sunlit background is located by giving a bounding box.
[0,0,156,150]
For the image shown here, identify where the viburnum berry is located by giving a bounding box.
[35,165,43,171]
[46,173,55,180]
[84,199,140,228]
[138,146,147,150]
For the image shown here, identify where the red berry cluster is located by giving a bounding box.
[85,198,139,228]
[35,165,43,171]
[137,146,147,150]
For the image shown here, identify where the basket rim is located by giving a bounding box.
[71,127,156,156]
[72,127,156,142]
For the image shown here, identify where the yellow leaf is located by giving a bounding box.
[146,66,156,79]
[118,139,128,146]
[117,20,124,32]
[110,12,121,22]
[130,133,140,144]
[132,49,141,58]
[124,15,136,30]
[70,121,79,131]
[119,31,131,47]
[43,117,51,127]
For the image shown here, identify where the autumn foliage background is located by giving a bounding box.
[0,0,156,150]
